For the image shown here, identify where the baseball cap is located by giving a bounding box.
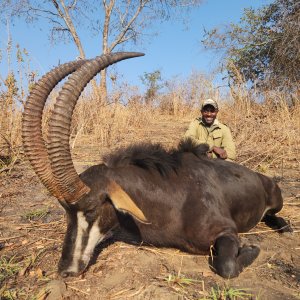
[201,99,218,110]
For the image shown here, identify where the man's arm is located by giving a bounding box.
[184,120,206,144]
[221,126,236,160]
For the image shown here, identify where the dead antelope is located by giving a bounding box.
[22,52,291,279]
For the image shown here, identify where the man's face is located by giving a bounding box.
[201,105,218,126]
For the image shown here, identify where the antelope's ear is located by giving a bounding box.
[107,180,149,224]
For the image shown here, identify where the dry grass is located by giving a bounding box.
[220,92,300,170]
[1,62,299,300]
[1,79,299,174]
[0,150,299,299]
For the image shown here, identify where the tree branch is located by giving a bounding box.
[108,1,146,52]
[49,0,86,58]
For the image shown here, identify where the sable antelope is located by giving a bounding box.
[22,52,290,278]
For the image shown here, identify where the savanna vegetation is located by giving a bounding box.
[1,44,299,174]
[0,0,299,299]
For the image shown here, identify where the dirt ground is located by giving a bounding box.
[0,117,299,300]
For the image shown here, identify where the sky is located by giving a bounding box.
[0,0,272,92]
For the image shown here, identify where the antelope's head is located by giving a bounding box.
[22,53,147,276]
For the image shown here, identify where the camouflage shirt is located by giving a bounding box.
[184,118,236,160]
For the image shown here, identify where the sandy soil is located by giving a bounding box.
[0,118,299,300]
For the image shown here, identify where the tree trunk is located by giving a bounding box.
[100,0,115,105]
[54,0,99,96]
[99,69,107,104]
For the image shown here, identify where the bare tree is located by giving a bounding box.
[1,0,202,103]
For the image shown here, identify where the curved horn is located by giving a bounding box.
[22,59,88,200]
[47,52,144,203]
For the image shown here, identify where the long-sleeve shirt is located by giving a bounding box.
[184,118,236,160]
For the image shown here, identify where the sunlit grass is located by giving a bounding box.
[23,208,49,221]
[0,256,21,283]
[201,286,254,300]
[160,272,204,289]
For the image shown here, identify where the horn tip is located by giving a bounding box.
[119,52,145,58]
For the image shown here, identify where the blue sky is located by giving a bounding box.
[0,0,271,91]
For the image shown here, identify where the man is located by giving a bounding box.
[184,99,236,160]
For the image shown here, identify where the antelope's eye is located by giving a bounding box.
[82,209,98,222]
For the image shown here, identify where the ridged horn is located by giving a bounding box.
[22,59,88,200]
[47,52,145,203]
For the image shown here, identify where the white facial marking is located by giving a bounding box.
[66,211,89,273]
[81,219,103,264]
[66,212,113,274]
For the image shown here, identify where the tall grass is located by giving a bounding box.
[223,86,300,170]
[0,41,36,171]
[0,63,299,173]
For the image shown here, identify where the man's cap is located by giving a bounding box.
[201,99,218,110]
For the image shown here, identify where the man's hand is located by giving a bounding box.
[212,146,228,159]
